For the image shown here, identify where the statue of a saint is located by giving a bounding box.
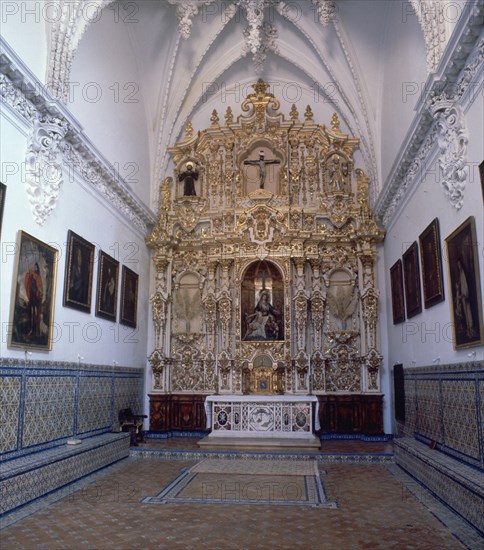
[328,154,349,191]
[178,162,198,196]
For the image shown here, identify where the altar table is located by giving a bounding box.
[204,395,320,438]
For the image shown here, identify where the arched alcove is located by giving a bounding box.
[241,260,285,341]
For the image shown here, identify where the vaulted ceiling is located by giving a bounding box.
[46,0,448,208]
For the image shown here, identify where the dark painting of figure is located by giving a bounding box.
[0,182,6,240]
[95,251,119,321]
[390,259,405,324]
[120,266,138,328]
[419,218,444,308]
[9,231,58,350]
[446,217,484,349]
[402,242,422,319]
[64,231,95,313]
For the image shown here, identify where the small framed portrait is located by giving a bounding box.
[95,251,119,321]
[0,182,6,239]
[419,218,445,308]
[445,216,484,349]
[120,266,138,328]
[402,242,422,319]
[390,259,405,324]
[63,231,95,313]
[9,231,58,350]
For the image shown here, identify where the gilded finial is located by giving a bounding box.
[289,104,299,121]
[184,120,193,138]
[211,109,220,126]
[253,78,270,95]
[225,106,234,124]
[331,113,340,131]
[304,105,314,121]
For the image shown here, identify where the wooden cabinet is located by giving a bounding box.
[317,394,384,435]
[149,394,208,432]
[150,393,383,435]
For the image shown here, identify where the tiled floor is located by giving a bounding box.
[141,437,395,455]
[0,439,479,550]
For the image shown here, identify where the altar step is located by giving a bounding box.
[197,435,321,450]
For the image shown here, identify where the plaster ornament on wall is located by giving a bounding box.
[243,23,279,74]
[409,0,447,72]
[244,0,265,54]
[62,143,152,233]
[168,0,203,40]
[47,0,118,102]
[2,45,155,234]
[168,0,336,73]
[0,74,37,121]
[311,0,336,26]
[375,16,481,227]
[25,116,69,225]
[430,102,468,210]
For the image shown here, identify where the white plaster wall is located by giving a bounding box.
[380,1,428,184]
[0,0,48,83]
[0,109,151,369]
[68,7,152,206]
[383,84,484,369]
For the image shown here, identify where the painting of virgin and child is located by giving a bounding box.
[241,261,284,341]
[244,290,282,340]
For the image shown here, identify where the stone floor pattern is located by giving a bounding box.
[0,439,479,549]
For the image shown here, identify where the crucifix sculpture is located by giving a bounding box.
[244,150,280,189]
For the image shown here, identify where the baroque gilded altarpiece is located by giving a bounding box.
[146,81,385,434]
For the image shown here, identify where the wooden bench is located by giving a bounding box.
[394,437,484,535]
[0,432,130,517]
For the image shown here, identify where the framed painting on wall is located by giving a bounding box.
[402,242,422,319]
[95,251,119,321]
[390,259,405,324]
[120,266,138,328]
[479,160,484,203]
[0,182,6,239]
[63,230,95,313]
[445,216,484,349]
[9,231,58,350]
[419,218,445,308]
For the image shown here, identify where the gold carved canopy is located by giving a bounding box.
[147,79,384,396]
